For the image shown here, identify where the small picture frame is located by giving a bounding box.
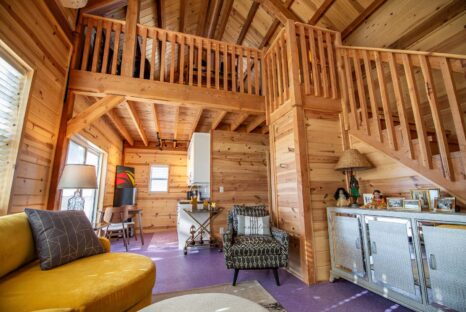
[403,199,422,211]
[434,197,456,212]
[427,188,440,209]
[387,197,404,209]
[363,193,373,206]
[410,189,429,209]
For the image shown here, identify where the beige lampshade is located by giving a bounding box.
[58,164,98,189]
[60,0,88,9]
[335,149,372,171]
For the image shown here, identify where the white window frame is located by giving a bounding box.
[0,41,34,215]
[149,164,169,193]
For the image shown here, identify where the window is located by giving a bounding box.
[149,165,169,192]
[0,45,32,212]
[60,138,104,223]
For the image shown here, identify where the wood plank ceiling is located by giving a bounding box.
[81,0,465,147]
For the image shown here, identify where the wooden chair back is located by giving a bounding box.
[103,206,129,224]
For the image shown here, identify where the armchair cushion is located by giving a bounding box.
[227,235,286,257]
[271,227,289,249]
[230,205,269,233]
[237,215,271,235]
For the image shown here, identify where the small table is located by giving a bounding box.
[183,208,222,255]
[140,293,268,312]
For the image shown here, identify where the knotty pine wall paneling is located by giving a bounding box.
[0,0,72,214]
[124,148,188,232]
[210,130,270,239]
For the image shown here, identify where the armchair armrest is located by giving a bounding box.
[222,231,234,254]
[271,227,289,249]
[98,237,111,253]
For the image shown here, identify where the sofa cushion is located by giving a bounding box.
[229,235,285,257]
[0,213,36,278]
[0,252,156,312]
[25,208,104,270]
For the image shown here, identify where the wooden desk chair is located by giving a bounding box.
[103,206,132,251]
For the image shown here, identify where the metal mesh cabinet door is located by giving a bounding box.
[368,219,416,297]
[334,215,365,276]
[423,225,466,311]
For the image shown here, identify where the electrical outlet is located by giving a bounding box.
[219,186,224,193]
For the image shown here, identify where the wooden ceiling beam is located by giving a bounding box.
[307,0,335,25]
[261,125,269,134]
[150,103,161,135]
[259,0,294,48]
[126,101,149,146]
[173,106,180,147]
[66,95,126,138]
[106,109,135,146]
[255,0,301,25]
[237,2,260,45]
[155,0,163,28]
[247,115,266,133]
[207,0,223,38]
[215,0,234,40]
[211,111,227,130]
[82,0,128,15]
[190,108,203,139]
[231,113,249,131]
[196,0,210,36]
[388,0,465,50]
[342,0,387,40]
[179,0,186,32]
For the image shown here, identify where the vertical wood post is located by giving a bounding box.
[121,0,140,77]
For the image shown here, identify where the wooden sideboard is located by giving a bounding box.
[327,207,466,312]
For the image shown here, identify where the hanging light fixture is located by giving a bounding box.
[61,0,88,9]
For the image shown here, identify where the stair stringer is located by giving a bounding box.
[349,129,466,206]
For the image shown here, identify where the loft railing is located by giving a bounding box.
[337,45,466,182]
[72,14,264,96]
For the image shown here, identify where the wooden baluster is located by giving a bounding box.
[309,28,320,96]
[179,36,185,84]
[402,54,432,169]
[374,51,397,151]
[326,32,337,99]
[70,16,84,70]
[336,46,349,131]
[207,41,212,88]
[274,46,283,104]
[100,21,112,74]
[388,53,413,159]
[91,19,103,72]
[254,50,260,96]
[223,43,228,91]
[197,38,203,87]
[440,57,466,161]
[231,47,236,92]
[81,19,94,71]
[280,35,288,100]
[266,56,273,112]
[159,31,166,82]
[317,30,329,98]
[299,24,311,95]
[215,43,220,89]
[352,50,369,135]
[170,33,176,83]
[110,23,121,75]
[361,50,382,141]
[419,55,453,180]
[343,53,359,129]
[139,27,147,79]
[239,48,244,93]
[271,50,278,110]
[247,49,252,95]
[189,37,194,86]
[149,29,156,80]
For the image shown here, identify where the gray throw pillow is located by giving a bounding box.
[24,208,104,270]
[237,215,271,235]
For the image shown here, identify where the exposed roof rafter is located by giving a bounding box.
[341,0,387,40]
[126,101,149,146]
[237,2,260,45]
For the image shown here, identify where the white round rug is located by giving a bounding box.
[139,293,269,312]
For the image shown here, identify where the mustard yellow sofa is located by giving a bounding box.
[0,213,156,312]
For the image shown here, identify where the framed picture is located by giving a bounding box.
[410,189,429,209]
[435,197,456,212]
[387,197,404,209]
[363,193,373,206]
[427,188,440,209]
[403,199,422,211]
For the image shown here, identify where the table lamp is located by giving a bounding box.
[335,149,372,207]
[58,164,98,210]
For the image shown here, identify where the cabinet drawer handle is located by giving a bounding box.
[288,147,295,152]
[355,238,361,250]
[279,163,288,168]
[371,241,377,254]
[429,254,437,270]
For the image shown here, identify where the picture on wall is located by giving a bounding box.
[403,199,422,211]
[363,193,373,206]
[387,198,404,209]
[435,197,456,212]
[410,189,429,209]
[115,166,135,188]
[427,189,440,209]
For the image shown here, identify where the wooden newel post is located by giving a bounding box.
[121,0,140,77]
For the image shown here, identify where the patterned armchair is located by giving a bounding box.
[223,205,289,286]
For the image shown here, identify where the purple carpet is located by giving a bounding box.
[111,230,411,312]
